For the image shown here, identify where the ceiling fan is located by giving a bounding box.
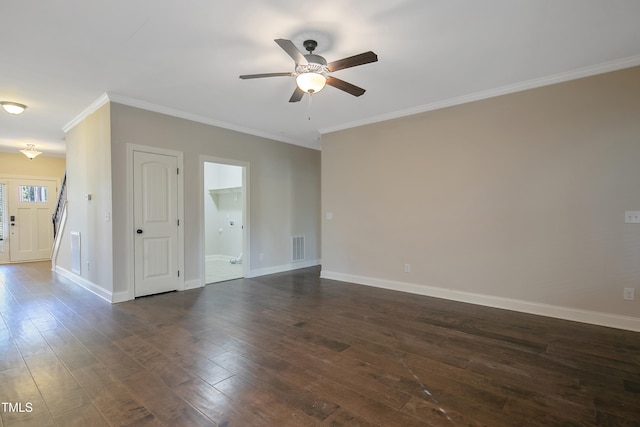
[239,39,378,102]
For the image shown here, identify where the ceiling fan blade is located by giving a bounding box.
[239,72,293,79]
[326,77,366,97]
[289,87,304,103]
[327,51,378,72]
[275,39,308,65]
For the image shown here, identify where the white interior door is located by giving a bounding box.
[134,151,179,297]
[8,179,56,262]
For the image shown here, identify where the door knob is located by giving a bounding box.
[136,229,143,234]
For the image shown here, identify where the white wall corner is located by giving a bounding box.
[111,291,131,304]
[62,93,110,133]
[184,279,204,290]
[319,270,640,333]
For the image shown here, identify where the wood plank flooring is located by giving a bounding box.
[0,261,639,426]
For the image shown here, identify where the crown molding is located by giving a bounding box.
[105,93,310,148]
[62,92,315,149]
[62,55,640,149]
[319,54,640,135]
[62,93,110,133]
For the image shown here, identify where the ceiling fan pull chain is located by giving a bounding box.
[308,92,313,120]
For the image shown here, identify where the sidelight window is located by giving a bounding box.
[0,183,4,240]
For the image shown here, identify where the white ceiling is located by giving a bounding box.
[2,1,640,156]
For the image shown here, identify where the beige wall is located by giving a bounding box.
[59,101,319,301]
[110,103,321,295]
[57,104,113,296]
[0,153,65,263]
[0,152,65,178]
[322,66,640,329]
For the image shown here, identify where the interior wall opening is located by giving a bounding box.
[204,161,245,283]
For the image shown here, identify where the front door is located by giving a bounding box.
[133,151,179,297]
[8,179,57,262]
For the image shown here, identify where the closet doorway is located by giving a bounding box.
[202,158,248,284]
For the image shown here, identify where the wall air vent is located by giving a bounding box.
[292,235,305,262]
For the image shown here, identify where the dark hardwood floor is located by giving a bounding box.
[0,262,639,426]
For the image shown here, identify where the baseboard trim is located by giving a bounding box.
[249,260,320,278]
[112,291,131,304]
[320,270,640,332]
[184,279,204,290]
[54,266,112,303]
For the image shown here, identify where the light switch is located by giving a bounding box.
[326,212,333,220]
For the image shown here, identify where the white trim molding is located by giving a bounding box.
[320,54,640,136]
[320,270,640,333]
[64,92,317,149]
[54,265,112,303]
[184,279,203,291]
[112,291,130,304]
[107,93,314,149]
[249,259,320,278]
[63,93,110,133]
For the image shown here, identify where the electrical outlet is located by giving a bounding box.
[404,263,411,273]
[623,288,635,301]
[625,211,640,223]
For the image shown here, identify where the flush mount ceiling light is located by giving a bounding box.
[19,144,42,160]
[1,101,28,115]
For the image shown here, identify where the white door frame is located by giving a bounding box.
[8,178,57,262]
[0,174,61,265]
[199,155,250,287]
[127,144,184,300]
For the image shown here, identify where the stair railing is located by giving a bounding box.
[52,172,67,238]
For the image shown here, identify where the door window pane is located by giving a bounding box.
[19,185,48,203]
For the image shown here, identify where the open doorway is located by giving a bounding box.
[203,160,247,283]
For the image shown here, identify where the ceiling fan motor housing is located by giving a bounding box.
[303,54,326,66]
[296,55,328,77]
[303,39,318,53]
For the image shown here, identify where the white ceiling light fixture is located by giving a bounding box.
[295,70,327,94]
[19,144,42,160]
[1,101,28,115]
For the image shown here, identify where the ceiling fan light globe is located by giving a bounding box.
[296,72,326,94]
